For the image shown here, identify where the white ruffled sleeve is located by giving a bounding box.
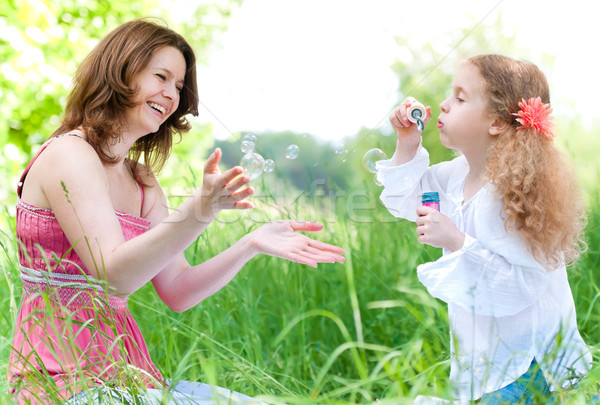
[416,188,550,317]
[376,145,430,222]
[376,145,438,222]
[376,145,467,222]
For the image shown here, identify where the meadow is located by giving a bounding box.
[2,2,599,403]
[1,166,599,404]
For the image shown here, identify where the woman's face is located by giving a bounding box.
[126,46,186,137]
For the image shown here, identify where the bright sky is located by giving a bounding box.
[192,0,600,141]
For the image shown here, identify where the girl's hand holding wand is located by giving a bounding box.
[389,97,433,165]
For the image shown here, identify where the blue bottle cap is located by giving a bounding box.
[422,192,439,204]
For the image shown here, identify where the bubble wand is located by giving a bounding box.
[407,101,427,132]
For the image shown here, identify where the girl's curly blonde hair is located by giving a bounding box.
[470,54,586,268]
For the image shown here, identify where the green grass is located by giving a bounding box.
[1,186,599,403]
[122,212,454,404]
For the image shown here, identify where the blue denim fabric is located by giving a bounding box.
[478,360,553,404]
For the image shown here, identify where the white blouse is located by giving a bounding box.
[376,145,591,402]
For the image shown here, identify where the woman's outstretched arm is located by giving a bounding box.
[151,220,345,312]
[41,137,254,295]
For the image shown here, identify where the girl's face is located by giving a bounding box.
[126,46,186,137]
[437,63,495,157]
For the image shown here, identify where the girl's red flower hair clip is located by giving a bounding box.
[513,97,556,141]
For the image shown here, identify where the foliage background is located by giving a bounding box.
[1,0,599,403]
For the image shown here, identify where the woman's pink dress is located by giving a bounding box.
[8,137,163,404]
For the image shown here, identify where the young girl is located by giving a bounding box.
[8,19,344,404]
[377,54,591,403]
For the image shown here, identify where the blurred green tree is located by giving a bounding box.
[0,0,241,156]
[209,13,556,197]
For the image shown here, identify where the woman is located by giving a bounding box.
[8,18,344,404]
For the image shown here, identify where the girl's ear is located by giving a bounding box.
[489,117,510,136]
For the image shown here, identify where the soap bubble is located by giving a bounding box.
[264,159,274,173]
[362,148,387,173]
[241,140,255,153]
[374,175,383,186]
[334,142,346,155]
[242,133,257,143]
[285,144,299,159]
[240,153,265,180]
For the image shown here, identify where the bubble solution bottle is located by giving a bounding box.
[422,192,440,211]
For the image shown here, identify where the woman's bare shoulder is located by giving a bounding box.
[24,133,107,209]
[38,133,101,169]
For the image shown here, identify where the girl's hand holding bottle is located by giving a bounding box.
[415,205,465,252]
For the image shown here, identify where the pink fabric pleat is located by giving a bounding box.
[9,200,163,404]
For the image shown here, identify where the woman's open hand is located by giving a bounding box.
[197,148,255,219]
[249,220,345,268]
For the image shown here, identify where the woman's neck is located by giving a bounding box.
[105,130,141,165]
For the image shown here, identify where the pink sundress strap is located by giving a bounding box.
[17,133,83,198]
[135,172,145,209]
